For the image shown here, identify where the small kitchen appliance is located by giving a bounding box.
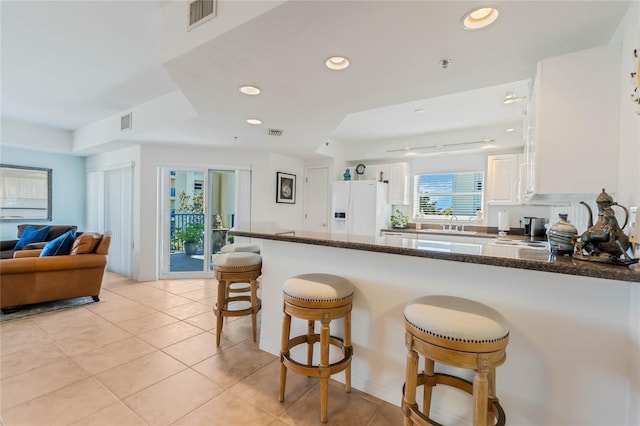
[498,211,510,234]
[530,218,546,237]
[523,216,536,235]
[524,216,546,237]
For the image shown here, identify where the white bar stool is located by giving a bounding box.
[402,295,509,426]
[212,252,262,345]
[279,273,354,423]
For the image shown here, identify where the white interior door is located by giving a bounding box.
[303,166,329,232]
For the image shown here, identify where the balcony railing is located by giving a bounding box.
[170,212,205,253]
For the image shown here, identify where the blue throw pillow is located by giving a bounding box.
[15,226,51,250]
[40,229,77,257]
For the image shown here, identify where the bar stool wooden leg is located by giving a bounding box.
[423,357,435,417]
[279,309,291,403]
[215,280,226,346]
[320,316,331,422]
[344,312,352,393]
[307,320,314,366]
[473,357,490,426]
[403,332,419,426]
[488,368,497,422]
[250,278,258,342]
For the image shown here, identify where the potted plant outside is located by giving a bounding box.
[390,209,409,229]
[175,223,204,255]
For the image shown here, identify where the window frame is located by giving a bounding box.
[412,170,485,222]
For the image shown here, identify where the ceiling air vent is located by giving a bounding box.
[267,129,283,136]
[188,0,216,30]
[120,113,132,131]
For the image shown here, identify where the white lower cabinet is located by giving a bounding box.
[381,231,417,239]
[417,232,480,245]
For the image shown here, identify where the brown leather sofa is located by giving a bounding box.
[0,231,111,311]
[0,224,78,259]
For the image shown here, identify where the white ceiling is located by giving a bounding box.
[1,0,631,160]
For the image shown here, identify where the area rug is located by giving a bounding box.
[0,296,97,323]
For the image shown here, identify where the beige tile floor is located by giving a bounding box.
[0,272,403,425]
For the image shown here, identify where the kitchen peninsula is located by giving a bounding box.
[231,224,639,425]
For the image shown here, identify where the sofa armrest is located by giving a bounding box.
[14,249,42,258]
[0,240,18,251]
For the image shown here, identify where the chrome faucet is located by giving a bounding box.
[448,215,458,231]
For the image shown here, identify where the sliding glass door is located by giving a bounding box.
[160,167,250,277]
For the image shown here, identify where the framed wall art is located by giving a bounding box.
[276,172,296,204]
[0,164,52,220]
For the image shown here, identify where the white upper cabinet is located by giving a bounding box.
[388,162,409,205]
[525,44,621,202]
[487,154,521,205]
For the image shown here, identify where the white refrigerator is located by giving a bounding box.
[330,180,391,237]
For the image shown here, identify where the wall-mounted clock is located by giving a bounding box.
[355,164,366,175]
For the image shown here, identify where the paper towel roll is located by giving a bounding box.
[498,212,510,232]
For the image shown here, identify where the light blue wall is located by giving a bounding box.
[0,146,86,240]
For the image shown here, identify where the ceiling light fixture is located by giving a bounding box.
[462,7,499,30]
[414,108,426,114]
[387,138,495,153]
[246,118,262,125]
[239,85,261,95]
[506,128,515,132]
[325,56,350,70]
[504,90,525,104]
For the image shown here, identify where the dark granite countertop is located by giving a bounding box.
[381,226,547,242]
[230,224,640,283]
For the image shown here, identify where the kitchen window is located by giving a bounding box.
[412,171,484,220]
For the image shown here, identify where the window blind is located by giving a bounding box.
[412,172,484,219]
[104,166,133,276]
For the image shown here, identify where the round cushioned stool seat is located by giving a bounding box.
[220,243,261,254]
[280,273,354,423]
[213,252,262,346]
[283,273,354,307]
[213,252,261,268]
[404,295,509,352]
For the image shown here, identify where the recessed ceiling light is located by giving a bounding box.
[414,108,426,114]
[325,56,350,70]
[506,128,515,132]
[246,118,262,125]
[462,7,499,30]
[239,85,261,95]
